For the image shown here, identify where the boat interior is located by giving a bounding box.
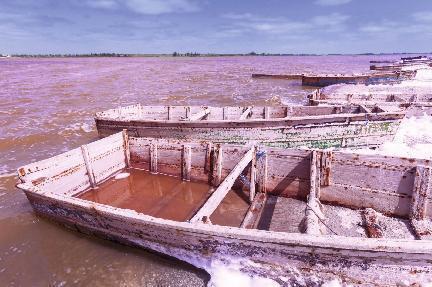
[95,104,395,122]
[17,132,432,240]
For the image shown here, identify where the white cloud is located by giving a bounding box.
[85,0,199,15]
[412,11,432,23]
[315,0,352,6]
[125,0,198,14]
[219,13,349,36]
[312,13,349,26]
[86,0,118,9]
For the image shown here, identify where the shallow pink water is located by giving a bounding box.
[0,55,401,286]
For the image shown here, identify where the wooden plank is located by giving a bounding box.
[411,165,431,221]
[184,108,210,121]
[362,208,383,238]
[190,147,254,223]
[204,142,212,174]
[256,149,267,193]
[239,107,252,120]
[240,193,267,229]
[185,106,191,119]
[122,129,131,168]
[182,145,192,181]
[81,145,96,187]
[264,107,270,119]
[150,142,158,174]
[304,150,324,235]
[320,150,333,186]
[358,104,372,114]
[249,147,257,202]
[213,145,223,187]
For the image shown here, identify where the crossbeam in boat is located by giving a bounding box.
[190,147,255,223]
[239,107,252,120]
[183,108,210,121]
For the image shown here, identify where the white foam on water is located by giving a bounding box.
[207,260,280,287]
[114,172,130,180]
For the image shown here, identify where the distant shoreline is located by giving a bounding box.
[3,52,432,58]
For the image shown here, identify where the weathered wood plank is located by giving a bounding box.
[320,150,333,186]
[213,145,223,187]
[204,142,212,174]
[358,104,372,114]
[150,142,158,174]
[303,150,324,235]
[122,129,131,167]
[184,108,210,121]
[264,107,270,119]
[362,208,383,238]
[249,147,257,202]
[239,107,252,120]
[411,165,431,221]
[410,166,432,240]
[256,149,268,194]
[190,148,254,223]
[182,145,192,181]
[241,193,267,229]
[81,145,97,187]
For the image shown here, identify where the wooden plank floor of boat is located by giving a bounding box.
[257,196,417,239]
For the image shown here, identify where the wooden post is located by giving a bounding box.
[303,150,324,235]
[122,129,131,168]
[249,147,257,203]
[204,142,212,174]
[222,107,226,120]
[411,165,431,221]
[264,107,270,119]
[182,145,192,181]
[185,106,191,119]
[256,149,267,193]
[320,150,333,186]
[213,145,223,187]
[190,148,254,223]
[81,145,97,188]
[150,142,158,174]
[167,106,171,120]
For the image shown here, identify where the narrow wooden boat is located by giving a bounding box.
[309,87,432,109]
[94,105,405,149]
[252,72,415,87]
[17,132,432,286]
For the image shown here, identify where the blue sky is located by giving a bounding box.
[1,0,432,54]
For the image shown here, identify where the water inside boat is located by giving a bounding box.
[77,169,250,227]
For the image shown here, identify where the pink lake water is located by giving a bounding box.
[0,55,404,286]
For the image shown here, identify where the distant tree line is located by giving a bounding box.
[8,52,432,58]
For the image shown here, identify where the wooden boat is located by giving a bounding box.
[17,131,432,286]
[252,72,412,87]
[309,88,432,112]
[94,105,405,149]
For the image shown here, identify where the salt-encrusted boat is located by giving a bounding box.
[94,105,405,149]
[17,131,432,286]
